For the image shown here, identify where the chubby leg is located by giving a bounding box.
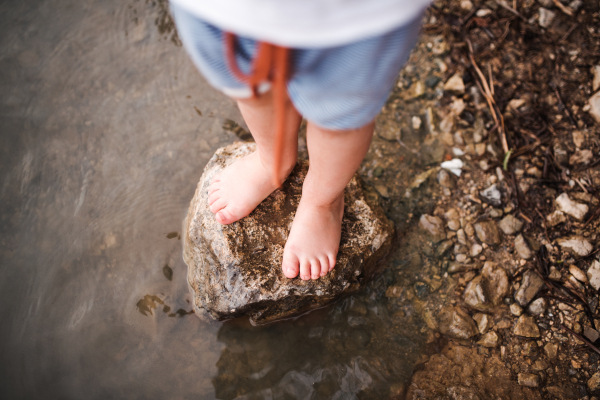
[282,121,374,280]
[208,90,302,224]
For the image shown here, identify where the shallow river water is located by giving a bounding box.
[0,1,438,399]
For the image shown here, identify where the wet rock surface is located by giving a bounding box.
[438,307,478,339]
[184,143,394,324]
[418,214,446,242]
[406,344,542,399]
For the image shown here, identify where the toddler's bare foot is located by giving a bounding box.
[281,194,343,280]
[208,151,290,224]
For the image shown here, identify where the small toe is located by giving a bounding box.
[282,250,299,279]
[208,185,220,196]
[215,208,235,224]
[209,198,227,214]
[318,256,330,276]
[299,259,311,281]
[208,191,220,205]
[310,259,321,280]
[327,254,337,272]
[211,175,221,184]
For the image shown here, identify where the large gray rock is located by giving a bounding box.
[183,143,394,325]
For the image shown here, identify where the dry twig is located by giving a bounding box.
[552,0,574,16]
[561,325,600,356]
[494,0,526,21]
[534,248,597,330]
[465,39,509,154]
[560,24,579,42]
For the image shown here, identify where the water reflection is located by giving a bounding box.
[211,284,423,400]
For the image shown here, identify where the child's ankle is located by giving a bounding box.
[258,152,297,187]
[301,176,344,208]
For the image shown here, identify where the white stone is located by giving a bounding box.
[592,65,600,92]
[557,236,593,257]
[410,80,425,99]
[538,8,555,28]
[546,210,566,227]
[441,158,464,177]
[569,265,587,283]
[498,214,523,235]
[460,0,473,10]
[572,130,586,148]
[589,91,600,125]
[477,331,499,347]
[527,298,547,315]
[569,149,593,165]
[444,73,465,95]
[507,98,526,111]
[451,98,465,115]
[473,313,491,334]
[556,193,589,221]
[471,243,483,257]
[588,260,600,291]
[510,303,523,316]
[448,219,461,231]
[412,116,422,130]
[456,253,468,263]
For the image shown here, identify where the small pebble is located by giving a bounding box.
[471,243,483,257]
[510,303,523,316]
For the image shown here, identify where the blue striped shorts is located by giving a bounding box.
[171,4,424,130]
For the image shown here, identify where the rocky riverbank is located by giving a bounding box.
[361,0,600,398]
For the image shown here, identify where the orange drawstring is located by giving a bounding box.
[224,33,290,187]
